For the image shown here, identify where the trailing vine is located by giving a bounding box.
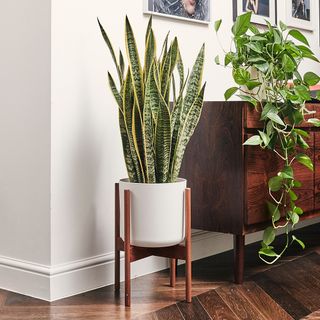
[215,12,320,263]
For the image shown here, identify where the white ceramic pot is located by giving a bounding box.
[119,178,187,247]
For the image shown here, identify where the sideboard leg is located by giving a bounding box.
[234,234,245,284]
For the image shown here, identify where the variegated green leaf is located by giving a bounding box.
[143,63,157,183]
[170,71,189,163]
[159,32,169,72]
[119,49,125,78]
[132,101,146,182]
[119,109,138,182]
[181,44,205,124]
[123,69,144,182]
[171,83,206,181]
[161,44,172,96]
[144,28,156,83]
[145,16,152,44]
[125,16,144,114]
[162,38,178,104]
[177,49,184,92]
[98,18,123,84]
[154,83,171,183]
[168,38,178,75]
[172,74,177,104]
[170,96,183,165]
[108,72,123,110]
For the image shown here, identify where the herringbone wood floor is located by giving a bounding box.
[1,223,320,320]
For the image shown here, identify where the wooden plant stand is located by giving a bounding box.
[114,183,192,307]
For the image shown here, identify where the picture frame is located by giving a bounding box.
[143,0,210,24]
[233,0,277,26]
[285,0,314,31]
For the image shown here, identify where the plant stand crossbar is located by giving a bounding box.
[114,183,192,307]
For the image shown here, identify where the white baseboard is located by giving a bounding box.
[1,217,319,301]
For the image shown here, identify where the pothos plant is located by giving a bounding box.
[98,16,205,184]
[215,12,320,264]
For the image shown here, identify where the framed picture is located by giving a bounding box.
[233,0,277,26]
[286,0,314,31]
[143,0,210,24]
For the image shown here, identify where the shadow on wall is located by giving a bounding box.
[56,75,108,262]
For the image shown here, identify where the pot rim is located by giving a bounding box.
[119,177,186,185]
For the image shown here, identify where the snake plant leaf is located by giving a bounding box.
[148,59,161,120]
[170,96,183,164]
[145,16,152,44]
[162,38,178,104]
[144,28,156,83]
[119,50,125,78]
[172,74,177,103]
[123,69,144,182]
[125,16,144,114]
[143,64,157,183]
[171,71,189,157]
[161,42,172,97]
[154,81,171,183]
[159,32,169,72]
[177,49,184,92]
[108,72,123,110]
[181,44,205,124]
[119,108,138,182]
[171,83,206,181]
[132,101,146,182]
[97,18,123,84]
[168,38,179,75]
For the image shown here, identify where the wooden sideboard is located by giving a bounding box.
[180,101,320,283]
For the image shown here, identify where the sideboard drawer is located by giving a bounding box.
[245,104,319,129]
[245,133,314,225]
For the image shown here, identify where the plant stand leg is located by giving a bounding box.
[234,234,245,284]
[170,259,176,287]
[124,190,131,307]
[115,183,120,293]
[185,188,192,303]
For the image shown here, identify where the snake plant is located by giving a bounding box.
[98,16,205,183]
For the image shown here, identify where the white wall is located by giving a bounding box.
[1,0,320,301]
[0,0,51,264]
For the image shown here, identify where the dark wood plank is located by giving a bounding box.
[135,312,158,320]
[180,101,244,234]
[197,289,240,320]
[301,310,320,320]
[177,297,210,320]
[305,252,320,269]
[215,284,267,320]
[0,289,7,306]
[265,259,320,312]
[289,254,320,290]
[155,304,184,320]
[253,272,310,319]
[237,282,293,320]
